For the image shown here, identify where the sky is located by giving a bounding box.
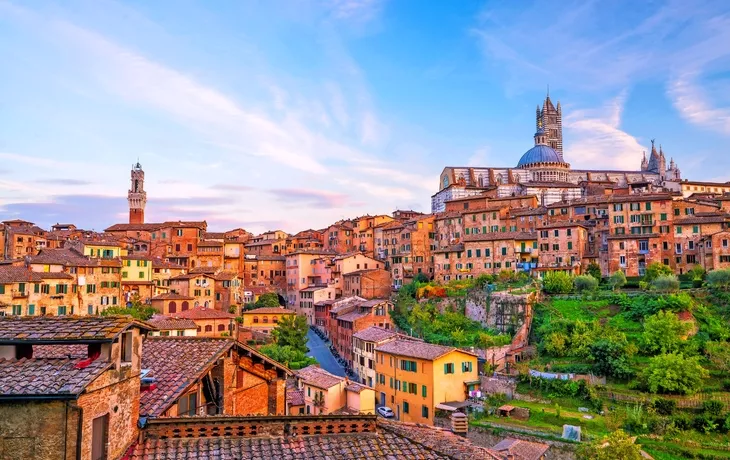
[1,0,730,233]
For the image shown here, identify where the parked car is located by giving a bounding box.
[377,406,394,418]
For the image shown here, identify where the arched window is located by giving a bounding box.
[272,316,278,323]
[197,326,201,332]
[205,325,213,332]
[217,324,225,332]
[253,316,259,324]
[169,301,177,314]
[204,301,210,308]
[263,316,268,323]
[194,301,200,308]
[181,301,189,311]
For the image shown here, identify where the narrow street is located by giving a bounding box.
[306,328,346,377]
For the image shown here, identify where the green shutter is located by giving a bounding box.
[422,385,427,397]
[34,283,40,293]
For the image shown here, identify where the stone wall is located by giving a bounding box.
[0,400,79,460]
[462,291,533,332]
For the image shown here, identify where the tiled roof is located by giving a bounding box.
[0,316,154,344]
[287,389,305,406]
[345,382,368,393]
[105,223,165,232]
[129,417,499,459]
[296,365,344,389]
[674,216,730,225]
[189,266,220,274]
[151,258,186,269]
[0,266,49,284]
[433,244,464,254]
[212,271,237,281]
[510,207,547,217]
[492,437,550,460]
[203,232,226,239]
[197,241,223,248]
[252,255,286,261]
[463,231,536,243]
[336,311,369,322]
[0,358,110,398]
[172,307,236,320]
[147,316,197,331]
[29,248,98,267]
[376,339,470,361]
[140,337,233,417]
[32,344,88,359]
[537,222,590,229]
[244,307,294,315]
[352,326,398,343]
[150,293,194,301]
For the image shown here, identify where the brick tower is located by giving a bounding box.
[536,90,563,161]
[128,162,147,225]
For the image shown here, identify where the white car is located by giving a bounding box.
[377,406,394,418]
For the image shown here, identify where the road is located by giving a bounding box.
[306,328,346,377]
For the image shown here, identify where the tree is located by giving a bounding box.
[258,344,317,369]
[312,389,326,414]
[586,262,602,281]
[644,262,673,283]
[101,293,157,321]
[577,430,643,460]
[642,353,709,395]
[642,310,691,355]
[651,274,680,292]
[689,265,706,283]
[255,292,281,308]
[413,273,430,284]
[705,341,730,372]
[608,271,627,291]
[707,269,730,291]
[542,271,573,294]
[271,314,309,353]
[590,336,635,379]
[574,274,599,293]
[544,332,569,356]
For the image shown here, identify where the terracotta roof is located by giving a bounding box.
[252,255,286,261]
[510,207,547,217]
[342,269,380,276]
[296,365,344,389]
[189,266,220,274]
[492,438,550,460]
[32,344,88,359]
[345,382,368,393]
[128,416,499,459]
[352,326,399,343]
[147,316,197,331]
[433,244,464,254]
[203,232,226,239]
[0,358,110,398]
[244,307,294,315]
[172,307,235,320]
[105,223,164,232]
[674,216,730,225]
[0,266,48,284]
[376,339,472,361]
[0,316,155,344]
[150,293,194,301]
[140,337,233,417]
[537,222,590,229]
[197,241,223,248]
[212,271,237,281]
[463,231,536,243]
[151,258,186,269]
[336,311,369,322]
[29,248,98,267]
[287,389,305,406]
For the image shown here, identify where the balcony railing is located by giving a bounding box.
[12,290,28,298]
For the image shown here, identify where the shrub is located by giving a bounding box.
[651,275,680,293]
[642,353,709,395]
[586,262,602,281]
[542,271,573,294]
[652,398,676,416]
[722,380,730,391]
[707,269,730,291]
[702,400,724,417]
[577,430,643,460]
[608,271,627,291]
[671,412,692,430]
[644,262,673,283]
[642,310,691,355]
[574,274,599,293]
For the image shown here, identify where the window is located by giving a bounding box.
[443,363,454,374]
[58,305,67,316]
[205,325,213,332]
[28,304,35,315]
[400,360,417,372]
[501,247,507,256]
[554,230,559,237]
[218,324,225,332]
[121,331,133,363]
[693,225,699,234]
[422,385,427,397]
[91,414,109,460]
[676,226,682,234]
[567,242,573,250]
[660,213,667,221]
[422,405,429,419]
[462,361,472,373]
[138,271,145,279]
[11,305,22,316]
[177,229,183,236]
[178,392,198,416]
[88,305,94,315]
[613,204,623,211]
[646,202,652,211]
[619,255,626,267]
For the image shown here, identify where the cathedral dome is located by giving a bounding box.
[517,144,562,167]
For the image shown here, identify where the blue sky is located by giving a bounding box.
[1,0,729,233]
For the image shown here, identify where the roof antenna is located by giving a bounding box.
[547,84,549,97]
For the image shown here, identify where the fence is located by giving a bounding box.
[597,390,730,409]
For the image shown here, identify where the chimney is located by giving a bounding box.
[450,412,468,437]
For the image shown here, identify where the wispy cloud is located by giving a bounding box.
[33,178,92,186]
[268,188,351,208]
[564,91,645,171]
[325,0,386,22]
[670,73,730,135]
[209,184,256,192]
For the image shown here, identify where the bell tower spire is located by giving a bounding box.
[128,162,147,225]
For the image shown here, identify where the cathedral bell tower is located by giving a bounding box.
[536,89,563,161]
[128,162,147,225]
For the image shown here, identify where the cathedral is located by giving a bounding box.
[432,94,682,212]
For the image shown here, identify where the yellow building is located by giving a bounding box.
[239,306,296,334]
[122,255,154,302]
[514,234,539,268]
[295,365,375,415]
[77,240,125,259]
[374,339,478,425]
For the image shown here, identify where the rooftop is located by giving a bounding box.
[128,415,499,459]
[0,266,73,284]
[352,326,399,343]
[140,337,233,417]
[376,339,470,361]
[296,365,344,389]
[147,316,198,331]
[0,316,154,344]
[463,231,536,243]
[492,438,550,460]
[0,358,110,399]
[172,307,236,320]
[243,307,295,315]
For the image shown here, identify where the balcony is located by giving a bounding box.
[516,247,533,254]
[12,290,28,299]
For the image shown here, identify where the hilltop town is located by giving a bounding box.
[3,96,730,459]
